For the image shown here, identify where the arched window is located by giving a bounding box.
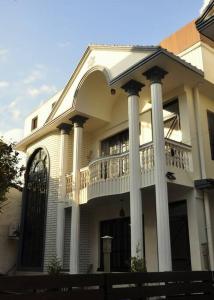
[20,148,49,270]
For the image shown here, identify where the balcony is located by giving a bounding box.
[66,139,193,204]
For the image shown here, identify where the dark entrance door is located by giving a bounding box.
[169,201,191,271]
[100,217,131,272]
[20,148,48,270]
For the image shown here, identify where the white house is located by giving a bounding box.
[16,1,214,274]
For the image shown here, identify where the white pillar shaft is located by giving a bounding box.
[128,94,143,258]
[187,190,203,270]
[151,82,172,271]
[56,131,68,261]
[70,126,82,274]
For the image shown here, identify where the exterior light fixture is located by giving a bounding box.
[111,88,116,95]
[166,172,176,180]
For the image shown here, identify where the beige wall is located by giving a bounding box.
[197,92,214,178]
[201,43,214,84]
[0,188,22,274]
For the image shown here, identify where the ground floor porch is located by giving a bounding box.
[63,184,212,274]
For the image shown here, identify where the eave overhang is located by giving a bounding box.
[196,1,214,41]
[110,47,204,90]
[195,178,214,190]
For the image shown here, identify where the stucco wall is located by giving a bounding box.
[197,92,214,178]
[0,188,22,274]
[179,43,204,72]
[201,43,214,84]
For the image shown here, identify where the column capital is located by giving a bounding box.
[57,123,72,134]
[70,115,88,128]
[143,66,168,84]
[121,79,145,97]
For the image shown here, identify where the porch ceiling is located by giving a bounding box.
[110,48,204,96]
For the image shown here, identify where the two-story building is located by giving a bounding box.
[16,1,214,274]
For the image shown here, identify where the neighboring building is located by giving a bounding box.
[16,1,214,273]
[0,187,22,274]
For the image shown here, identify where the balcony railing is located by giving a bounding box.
[66,139,192,195]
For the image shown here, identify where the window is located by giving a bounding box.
[207,110,214,160]
[100,130,129,179]
[31,116,38,131]
[163,99,181,141]
[101,129,129,156]
[20,148,49,270]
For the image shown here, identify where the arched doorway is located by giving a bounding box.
[20,148,49,270]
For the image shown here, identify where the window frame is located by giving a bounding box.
[31,116,38,131]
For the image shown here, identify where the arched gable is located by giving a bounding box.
[48,46,156,122]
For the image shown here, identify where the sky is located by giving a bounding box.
[0,0,210,143]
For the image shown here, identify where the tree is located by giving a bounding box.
[0,139,24,213]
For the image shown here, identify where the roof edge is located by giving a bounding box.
[110,47,204,86]
[196,0,214,24]
[46,44,158,123]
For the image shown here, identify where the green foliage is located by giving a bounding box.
[0,139,24,213]
[130,243,147,272]
[47,256,62,275]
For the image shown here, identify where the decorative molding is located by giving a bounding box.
[57,123,72,134]
[70,115,88,128]
[143,66,168,84]
[121,79,144,97]
[87,56,96,68]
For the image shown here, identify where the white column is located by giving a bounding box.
[187,189,209,270]
[69,115,87,274]
[122,79,144,258]
[187,189,204,270]
[144,66,172,271]
[56,123,72,263]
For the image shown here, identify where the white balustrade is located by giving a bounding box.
[66,174,73,194]
[140,142,154,172]
[165,138,192,171]
[65,139,192,199]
